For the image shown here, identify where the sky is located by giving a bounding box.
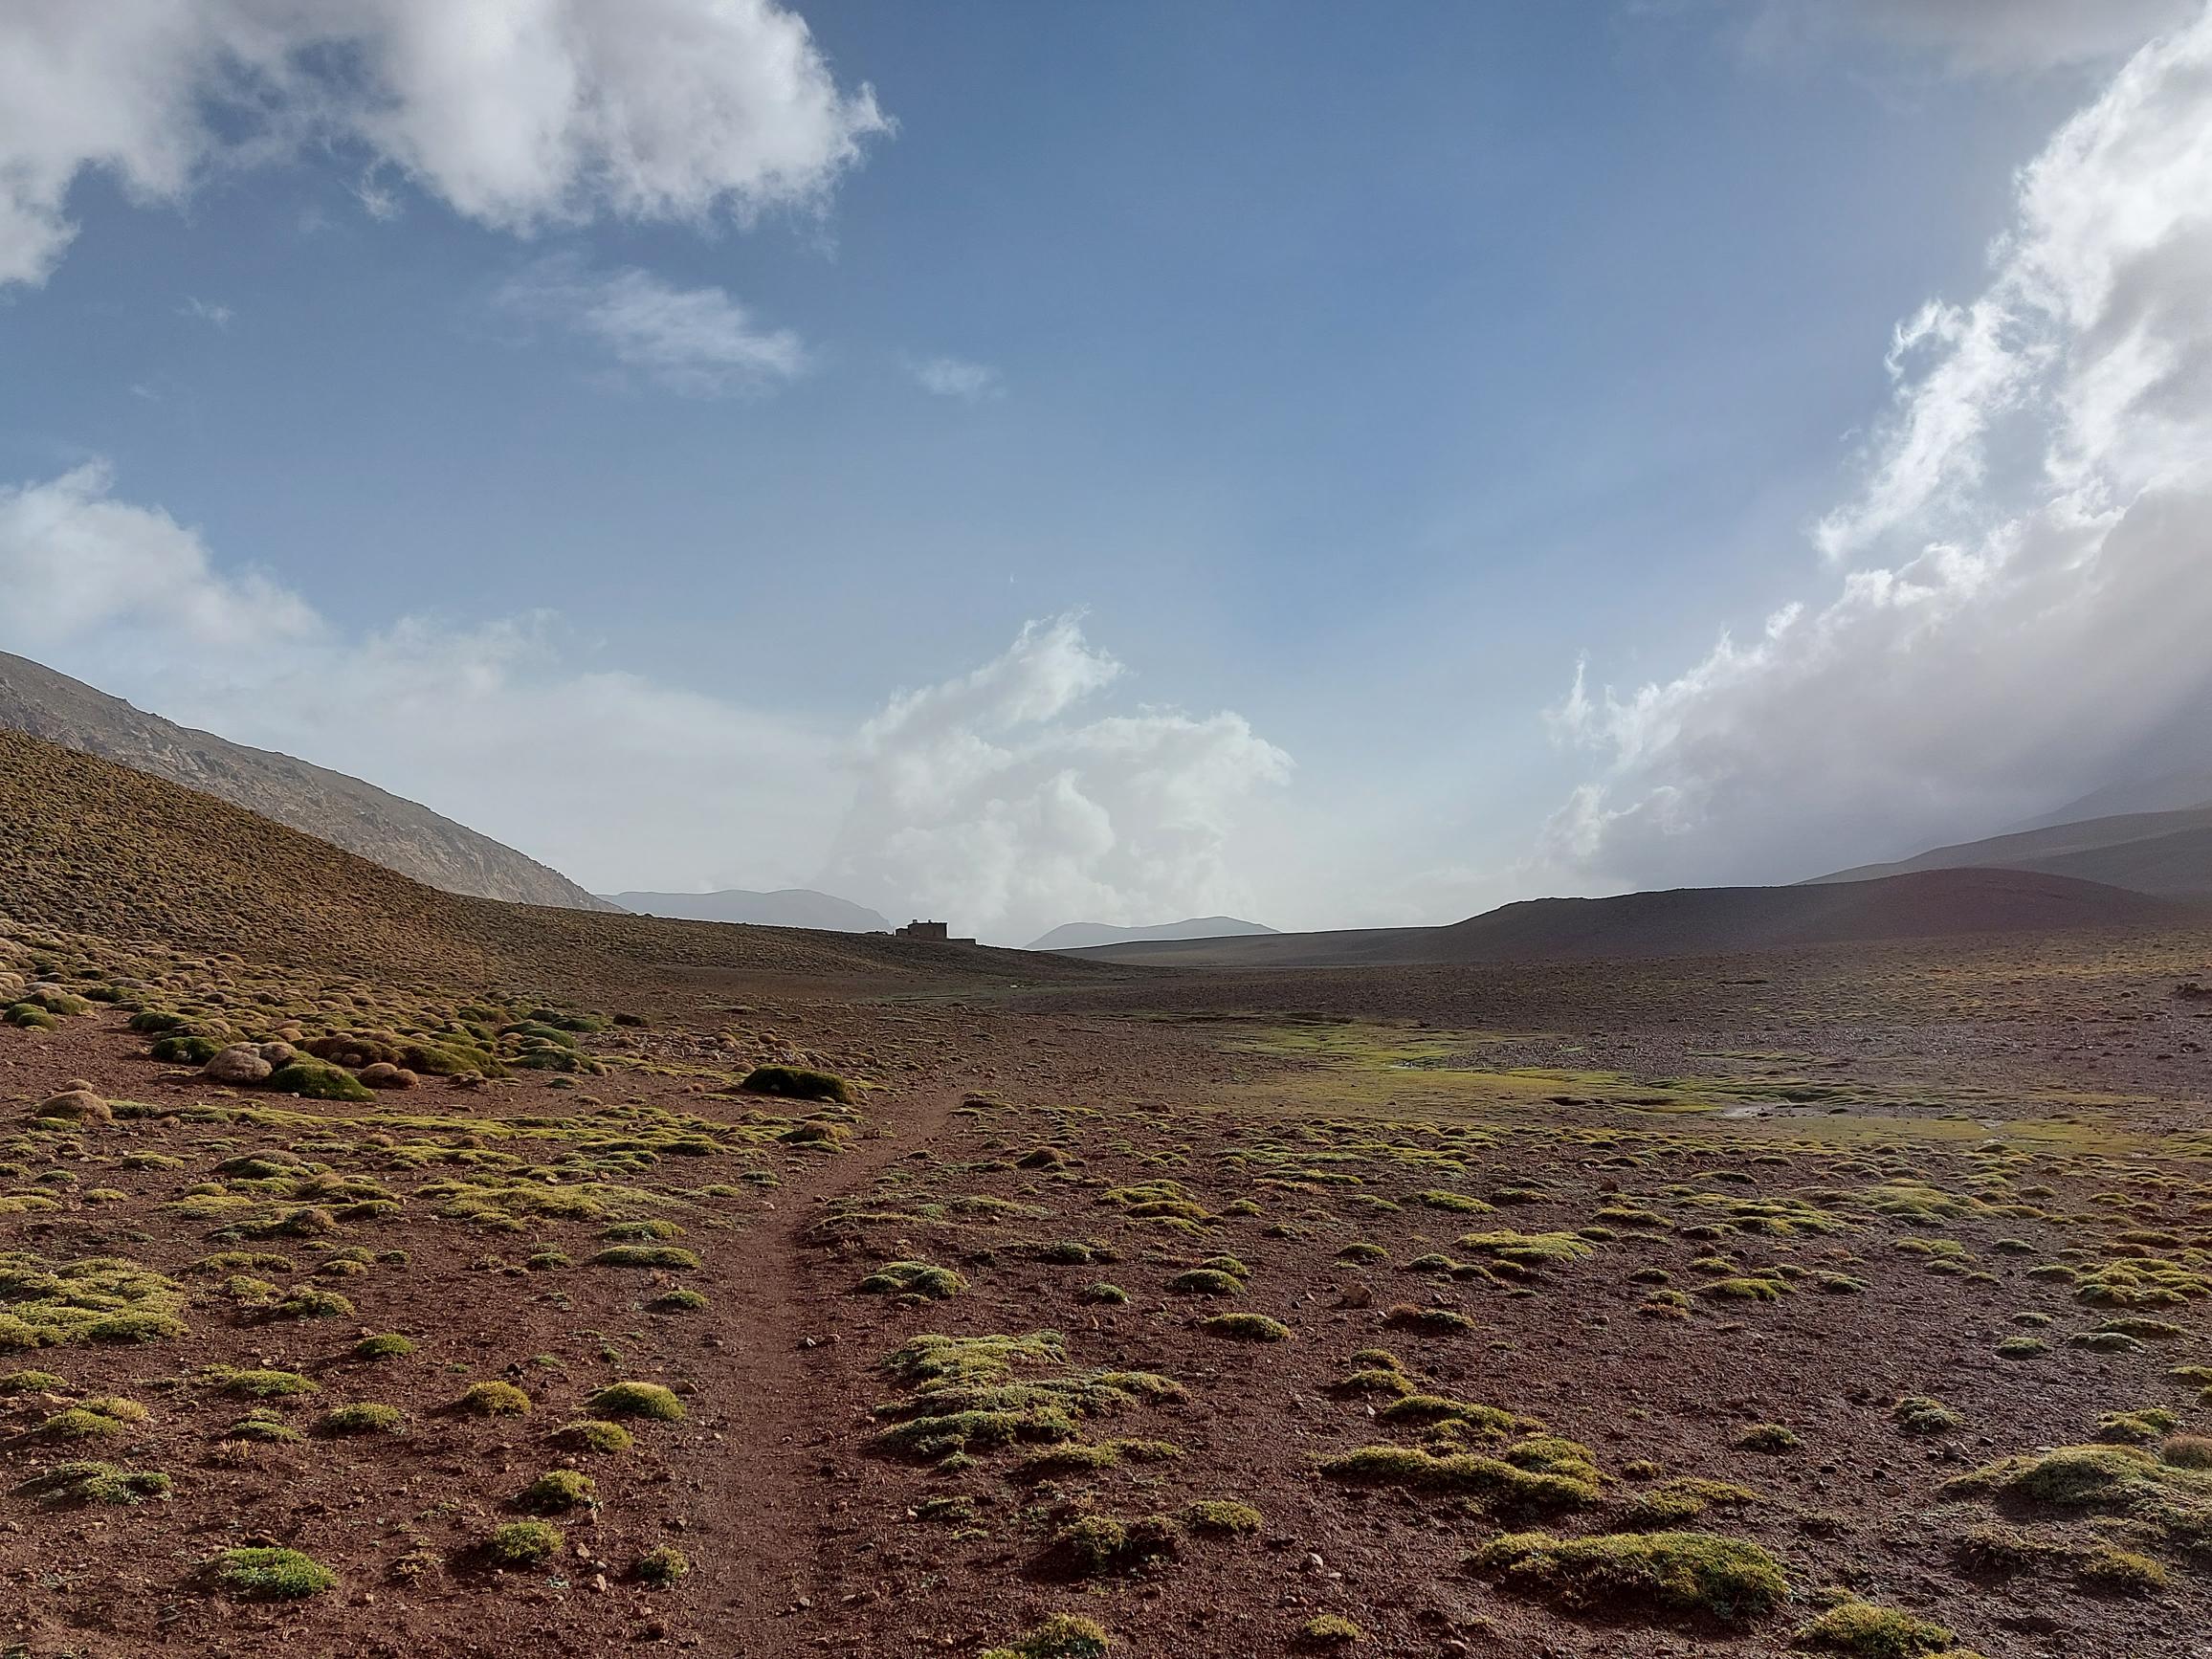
[3,0,2210,944]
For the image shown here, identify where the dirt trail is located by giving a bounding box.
[691,1077,972,1654]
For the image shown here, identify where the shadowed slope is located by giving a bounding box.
[1063,868,2192,968]
[1816,806,2212,896]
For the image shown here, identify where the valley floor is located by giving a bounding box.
[2,922,2211,1657]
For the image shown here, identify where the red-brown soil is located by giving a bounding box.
[2,911,2211,1657]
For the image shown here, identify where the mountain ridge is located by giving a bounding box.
[0,651,611,911]
[1814,805,2212,897]
[1029,916,1278,951]
[604,888,895,932]
[1063,868,2187,968]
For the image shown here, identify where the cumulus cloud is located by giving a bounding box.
[0,468,1283,941]
[821,617,1294,944]
[1734,0,2199,74]
[0,0,888,286]
[906,354,1004,401]
[498,258,806,394]
[1552,6,2212,888]
[0,464,319,652]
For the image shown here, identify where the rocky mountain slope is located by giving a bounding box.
[0,651,609,909]
[0,727,1104,997]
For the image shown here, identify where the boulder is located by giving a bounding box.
[256,1041,299,1066]
[205,1045,275,1085]
[33,1089,111,1125]
[360,1062,419,1091]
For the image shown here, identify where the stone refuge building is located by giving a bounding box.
[895,919,976,943]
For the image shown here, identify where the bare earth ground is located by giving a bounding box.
[3,921,2212,1658]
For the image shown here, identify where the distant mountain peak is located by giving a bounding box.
[601,888,895,933]
[1029,916,1278,952]
[0,651,609,910]
[2012,767,2212,833]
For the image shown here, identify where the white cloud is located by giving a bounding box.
[0,468,1285,942]
[907,354,1004,401]
[498,258,806,394]
[1553,8,2212,887]
[821,616,1294,943]
[1733,0,2199,74]
[0,0,889,287]
[177,296,232,328]
[0,464,319,652]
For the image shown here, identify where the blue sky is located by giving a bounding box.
[4,1,2210,942]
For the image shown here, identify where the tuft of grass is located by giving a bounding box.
[2077,1543,2167,1593]
[587,1381,685,1421]
[203,1366,318,1401]
[1702,1276,1785,1303]
[1183,1497,1264,1535]
[859,1260,965,1300]
[208,1546,337,1600]
[632,1544,690,1586]
[14,1459,170,1506]
[1734,1423,1800,1452]
[2162,1434,2212,1471]
[485,1518,564,1566]
[555,1419,635,1453]
[1166,1268,1244,1296]
[1052,1512,1182,1576]
[2096,1407,2179,1446]
[351,1333,414,1360]
[517,1468,597,1512]
[1320,1444,1598,1511]
[317,1403,404,1436]
[1891,1397,1963,1436]
[223,1409,303,1443]
[980,1614,1111,1659]
[1617,1477,1761,1530]
[270,1286,354,1320]
[1796,1601,1958,1656]
[38,1405,136,1440]
[590,1244,700,1271]
[1381,1304,1472,1336]
[455,1381,532,1417]
[1471,1529,1788,1622]
[266,1061,374,1103]
[1203,1313,1292,1341]
[1460,1230,1593,1269]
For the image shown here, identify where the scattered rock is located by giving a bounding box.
[33,1088,110,1124]
[205,1044,275,1085]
